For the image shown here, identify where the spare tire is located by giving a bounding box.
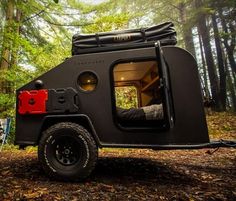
[38,122,97,181]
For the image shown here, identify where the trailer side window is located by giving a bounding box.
[77,71,98,92]
[113,60,166,128]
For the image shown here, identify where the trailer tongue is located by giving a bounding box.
[150,140,236,150]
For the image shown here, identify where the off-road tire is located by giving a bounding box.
[38,122,97,181]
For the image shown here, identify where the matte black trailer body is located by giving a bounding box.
[15,45,209,148]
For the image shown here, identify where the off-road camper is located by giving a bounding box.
[15,22,235,181]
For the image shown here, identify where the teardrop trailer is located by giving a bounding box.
[15,22,236,181]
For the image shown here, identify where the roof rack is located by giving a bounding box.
[72,22,177,55]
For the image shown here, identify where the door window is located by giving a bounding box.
[112,60,167,128]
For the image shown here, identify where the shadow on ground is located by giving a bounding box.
[0,150,235,200]
[94,157,198,185]
[10,155,197,185]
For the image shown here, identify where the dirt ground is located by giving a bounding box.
[0,112,235,201]
[0,147,235,201]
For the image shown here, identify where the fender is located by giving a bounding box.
[39,114,101,147]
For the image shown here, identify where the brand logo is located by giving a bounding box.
[114,34,131,42]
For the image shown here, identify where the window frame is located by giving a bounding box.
[110,57,171,131]
[77,71,99,93]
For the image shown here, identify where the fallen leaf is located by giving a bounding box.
[24,192,40,199]
[1,170,10,176]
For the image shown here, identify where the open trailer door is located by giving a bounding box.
[160,45,210,144]
[155,42,174,129]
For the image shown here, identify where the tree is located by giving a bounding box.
[212,12,226,110]
[195,0,221,110]
[198,28,210,99]
[178,1,196,57]
[219,7,236,75]
[0,0,15,93]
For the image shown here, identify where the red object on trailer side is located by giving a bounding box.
[18,90,48,115]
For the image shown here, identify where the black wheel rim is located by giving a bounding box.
[54,136,81,166]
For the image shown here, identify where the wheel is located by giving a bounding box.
[38,122,97,181]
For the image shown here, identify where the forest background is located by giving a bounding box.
[0,0,235,142]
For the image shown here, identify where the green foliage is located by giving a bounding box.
[29,39,71,76]
[82,13,130,33]
[115,86,138,109]
[0,93,15,143]
[0,93,15,117]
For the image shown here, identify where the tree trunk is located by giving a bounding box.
[0,0,14,93]
[198,27,210,99]
[179,2,196,58]
[11,8,22,67]
[226,65,236,112]
[195,0,221,111]
[212,13,226,111]
[219,8,236,74]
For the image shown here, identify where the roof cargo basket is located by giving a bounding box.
[72,22,177,55]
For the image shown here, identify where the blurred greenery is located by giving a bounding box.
[115,86,138,109]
